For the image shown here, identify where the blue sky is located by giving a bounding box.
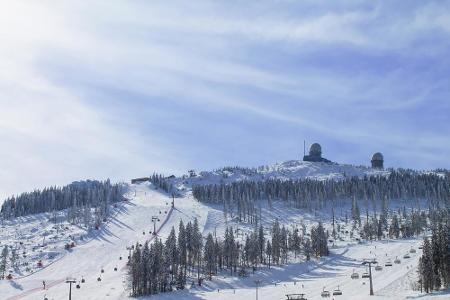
[1,0,450,199]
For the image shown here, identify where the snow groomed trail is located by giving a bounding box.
[2,184,181,300]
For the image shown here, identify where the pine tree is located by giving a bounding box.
[351,197,361,227]
[271,220,281,265]
[204,233,215,279]
[177,220,187,281]
[265,240,272,268]
[421,238,434,293]
[389,214,400,239]
[303,238,312,261]
[311,222,329,257]
[0,246,8,279]
[258,225,265,265]
[165,227,178,283]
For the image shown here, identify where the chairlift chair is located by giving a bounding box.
[97,277,102,282]
[321,287,330,298]
[385,260,392,267]
[81,277,85,283]
[403,253,411,259]
[285,294,307,300]
[332,286,343,296]
[410,248,416,253]
[375,265,383,271]
[351,269,359,279]
[394,257,401,264]
[362,272,370,278]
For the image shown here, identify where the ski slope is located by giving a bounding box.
[0,178,449,300]
[0,184,207,300]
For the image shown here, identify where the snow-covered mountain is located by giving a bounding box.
[0,160,448,300]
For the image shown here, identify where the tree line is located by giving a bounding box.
[192,171,449,222]
[128,218,328,297]
[149,173,173,194]
[0,180,125,223]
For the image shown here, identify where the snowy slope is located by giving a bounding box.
[0,161,447,300]
[0,184,206,300]
[169,160,390,192]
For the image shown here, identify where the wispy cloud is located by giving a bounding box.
[0,0,449,199]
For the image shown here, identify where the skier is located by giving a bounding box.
[42,280,46,290]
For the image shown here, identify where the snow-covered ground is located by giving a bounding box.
[0,161,448,299]
[170,160,390,192]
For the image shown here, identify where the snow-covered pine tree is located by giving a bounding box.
[204,233,215,279]
[0,245,8,279]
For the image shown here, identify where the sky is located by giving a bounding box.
[1,0,450,200]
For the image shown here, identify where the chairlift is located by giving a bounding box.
[114,267,118,271]
[410,248,416,253]
[385,260,392,267]
[101,268,105,273]
[351,269,359,279]
[362,272,370,279]
[403,253,411,259]
[321,287,330,298]
[394,257,401,264]
[375,265,383,271]
[97,277,102,282]
[76,283,81,289]
[81,277,85,283]
[285,293,307,300]
[332,286,342,296]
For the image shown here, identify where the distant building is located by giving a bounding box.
[371,152,384,169]
[303,143,331,163]
[131,177,150,184]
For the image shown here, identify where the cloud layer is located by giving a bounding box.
[1,0,449,199]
